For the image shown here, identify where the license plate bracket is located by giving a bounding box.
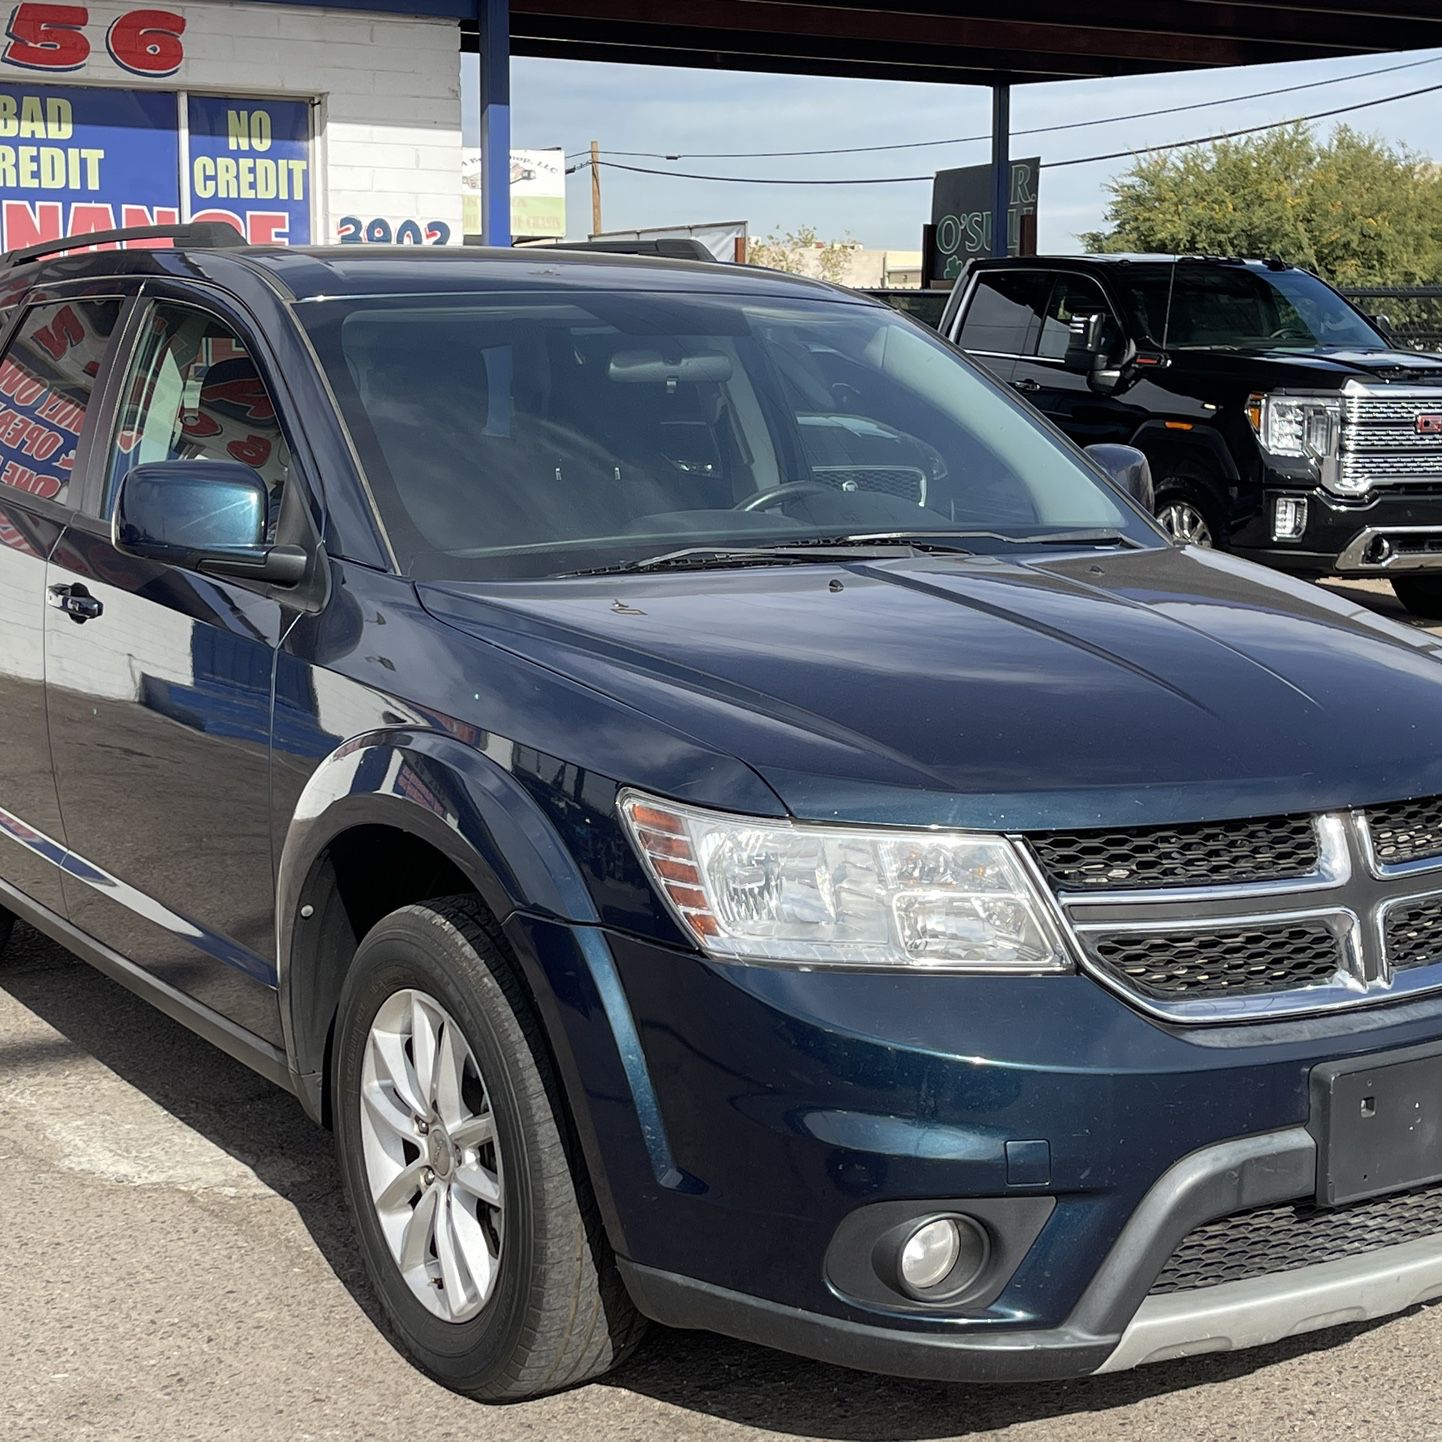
[1311,1043,1442,1206]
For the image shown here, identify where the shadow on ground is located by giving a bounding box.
[0,923,1405,1440]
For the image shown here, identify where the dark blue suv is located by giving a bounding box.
[8,224,1442,1400]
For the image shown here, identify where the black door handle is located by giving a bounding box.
[1011,378,1041,393]
[47,582,103,623]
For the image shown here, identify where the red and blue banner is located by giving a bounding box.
[0,82,180,250]
[187,94,311,246]
[0,79,312,251]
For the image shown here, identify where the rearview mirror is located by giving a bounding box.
[1085,443,1154,512]
[113,461,307,585]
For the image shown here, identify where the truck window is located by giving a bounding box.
[1037,275,1124,361]
[956,271,1051,356]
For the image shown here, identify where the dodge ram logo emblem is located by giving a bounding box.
[1419,414,1442,434]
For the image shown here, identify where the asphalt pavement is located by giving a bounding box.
[2,577,1440,1442]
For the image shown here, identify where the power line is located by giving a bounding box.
[587,78,1442,185]
[563,52,1442,163]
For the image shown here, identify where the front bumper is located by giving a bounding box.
[1233,483,1442,577]
[508,918,1442,1383]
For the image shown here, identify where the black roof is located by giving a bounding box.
[968,253,1294,270]
[2,240,853,306]
[491,2,1442,86]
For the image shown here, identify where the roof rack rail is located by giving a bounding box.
[1,222,248,269]
[541,238,717,262]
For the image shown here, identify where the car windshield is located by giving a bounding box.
[1120,265,1386,352]
[302,290,1158,580]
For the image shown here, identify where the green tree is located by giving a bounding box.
[747,225,855,284]
[1082,124,1442,285]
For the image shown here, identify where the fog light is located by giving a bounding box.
[900,1219,961,1290]
[1273,496,1308,541]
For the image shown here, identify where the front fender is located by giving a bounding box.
[276,727,600,1081]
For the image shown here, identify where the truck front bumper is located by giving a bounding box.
[1234,484,1442,577]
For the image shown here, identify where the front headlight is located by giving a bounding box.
[619,791,1072,973]
[1247,392,1360,493]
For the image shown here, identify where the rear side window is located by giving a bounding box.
[0,299,121,504]
[956,271,1051,355]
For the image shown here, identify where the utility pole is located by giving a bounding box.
[590,140,602,237]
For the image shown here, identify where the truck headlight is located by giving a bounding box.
[1247,392,1360,493]
[619,791,1072,973]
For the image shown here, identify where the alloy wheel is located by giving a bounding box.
[359,988,504,1322]
[1155,499,1214,547]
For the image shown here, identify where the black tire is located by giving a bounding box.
[333,895,644,1400]
[1390,576,1442,619]
[0,909,13,956]
[1153,477,1225,550]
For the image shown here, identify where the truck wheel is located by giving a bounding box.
[332,896,644,1400]
[1389,576,1442,619]
[0,910,13,956]
[1154,481,1223,549]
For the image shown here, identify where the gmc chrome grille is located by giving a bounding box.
[1341,390,1442,488]
[1027,803,1442,1021]
[1150,1179,1442,1295]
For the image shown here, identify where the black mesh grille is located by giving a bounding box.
[1028,815,1319,892]
[1369,797,1442,867]
[1087,920,1342,999]
[814,465,925,502]
[1385,897,1442,972]
[1151,1180,1442,1295]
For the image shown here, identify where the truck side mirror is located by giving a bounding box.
[1062,311,1107,373]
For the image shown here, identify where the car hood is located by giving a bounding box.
[417,548,1442,831]
[1174,346,1442,387]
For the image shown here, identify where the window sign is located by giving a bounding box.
[187,94,311,245]
[0,83,180,249]
[0,82,312,251]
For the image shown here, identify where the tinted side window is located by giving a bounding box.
[957,271,1051,355]
[1037,274,1124,361]
[0,299,121,504]
[106,302,290,536]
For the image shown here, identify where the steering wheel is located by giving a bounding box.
[735,481,835,512]
[1267,325,1309,341]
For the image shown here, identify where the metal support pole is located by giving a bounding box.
[478,0,511,247]
[990,81,1010,259]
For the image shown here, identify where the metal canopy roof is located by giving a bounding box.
[495,2,1442,84]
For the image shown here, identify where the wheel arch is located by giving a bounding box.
[276,729,601,1121]
[1128,420,1238,492]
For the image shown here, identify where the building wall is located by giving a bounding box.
[0,0,463,245]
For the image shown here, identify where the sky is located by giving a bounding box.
[461,46,1442,253]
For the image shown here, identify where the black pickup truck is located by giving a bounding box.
[939,254,1442,615]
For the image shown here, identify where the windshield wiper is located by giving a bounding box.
[947,528,1143,550]
[556,539,962,578]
